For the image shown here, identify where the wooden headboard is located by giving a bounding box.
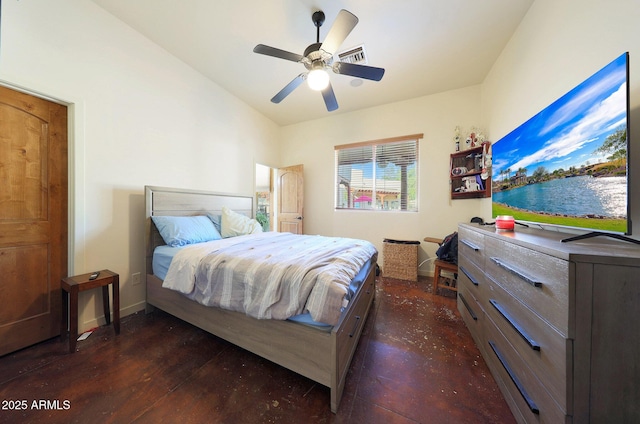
[144,185,253,278]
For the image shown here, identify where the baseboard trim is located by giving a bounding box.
[80,301,146,332]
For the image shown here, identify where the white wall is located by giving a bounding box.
[0,0,280,331]
[280,86,486,274]
[482,0,640,237]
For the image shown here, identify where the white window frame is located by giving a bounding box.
[334,133,422,212]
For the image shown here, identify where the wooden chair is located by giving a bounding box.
[424,237,458,295]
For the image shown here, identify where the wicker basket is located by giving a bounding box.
[383,239,419,281]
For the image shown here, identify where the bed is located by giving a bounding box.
[144,185,377,413]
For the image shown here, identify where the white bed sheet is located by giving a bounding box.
[152,233,376,328]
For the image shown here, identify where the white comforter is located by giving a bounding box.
[162,232,377,326]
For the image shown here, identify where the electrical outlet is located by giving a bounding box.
[132,272,141,286]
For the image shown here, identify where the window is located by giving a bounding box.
[335,134,421,211]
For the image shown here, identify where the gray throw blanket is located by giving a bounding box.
[172,232,377,326]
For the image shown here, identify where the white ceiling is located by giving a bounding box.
[91,0,534,126]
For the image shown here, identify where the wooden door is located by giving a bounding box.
[0,85,68,356]
[277,165,303,234]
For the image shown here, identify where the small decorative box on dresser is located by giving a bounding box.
[457,223,640,423]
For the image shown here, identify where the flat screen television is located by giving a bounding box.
[491,52,631,239]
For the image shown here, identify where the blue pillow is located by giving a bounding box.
[151,215,221,247]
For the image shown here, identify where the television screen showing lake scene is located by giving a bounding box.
[492,53,629,234]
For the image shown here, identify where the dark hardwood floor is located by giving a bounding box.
[0,276,515,423]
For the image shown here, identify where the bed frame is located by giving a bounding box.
[144,186,376,413]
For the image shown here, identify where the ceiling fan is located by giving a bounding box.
[253,9,385,112]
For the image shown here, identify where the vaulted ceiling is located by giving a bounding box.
[91,0,534,126]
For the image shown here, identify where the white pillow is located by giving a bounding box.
[221,206,263,237]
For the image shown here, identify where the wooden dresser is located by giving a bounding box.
[456,223,640,423]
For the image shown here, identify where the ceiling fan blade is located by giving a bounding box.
[321,83,338,112]
[333,62,385,81]
[254,44,304,63]
[320,9,358,54]
[271,73,306,103]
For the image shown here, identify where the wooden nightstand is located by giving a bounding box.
[61,269,120,353]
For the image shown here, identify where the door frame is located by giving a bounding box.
[255,162,275,231]
[254,162,304,234]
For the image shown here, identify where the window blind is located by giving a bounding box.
[335,134,421,211]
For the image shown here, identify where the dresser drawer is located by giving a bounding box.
[484,237,569,335]
[483,315,566,424]
[336,271,375,375]
[457,274,486,353]
[480,275,568,409]
[458,256,485,297]
[458,226,485,268]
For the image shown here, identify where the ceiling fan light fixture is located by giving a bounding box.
[307,68,330,91]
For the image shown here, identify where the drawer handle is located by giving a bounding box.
[349,315,361,338]
[490,299,540,351]
[460,265,479,286]
[460,239,480,251]
[459,293,477,320]
[490,257,543,288]
[489,340,540,415]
